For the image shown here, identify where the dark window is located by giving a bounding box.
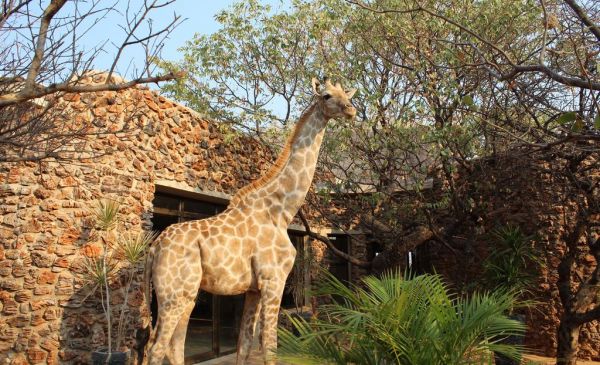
[153,193,180,212]
[151,214,178,232]
[154,192,225,222]
[185,199,224,218]
[327,234,352,284]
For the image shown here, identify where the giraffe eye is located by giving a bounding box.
[323,94,331,100]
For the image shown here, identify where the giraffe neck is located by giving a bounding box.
[268,104,326,225]
[232,102,327,226]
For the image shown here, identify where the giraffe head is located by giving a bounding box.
[312,77,357,120]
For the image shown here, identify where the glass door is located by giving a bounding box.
[218,294,245,354]
[185,293,215,359]
[152,191,239,364]
[327,234,352,284]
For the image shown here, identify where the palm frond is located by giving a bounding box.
[278,272,526,365]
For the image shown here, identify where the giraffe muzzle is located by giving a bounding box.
[344,106,356,119]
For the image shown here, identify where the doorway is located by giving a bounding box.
[327,234,352,284]
[152,191,243,364]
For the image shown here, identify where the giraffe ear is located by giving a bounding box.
[311,77,322,95]
[345,88,357,99]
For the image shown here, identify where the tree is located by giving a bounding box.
[160,0,448,263]
[0,0,183,162]
[159,0,540,268]
[344,2,600,363]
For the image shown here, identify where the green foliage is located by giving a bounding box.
[81,255,117,287]
[481,225,541,297]
[556,112,577,125]
[571,118,585,133]
[424,193,451,210]
[278,271,526,365]
[157,0,542,207]
[462,95,475,109]
[159,0,325,131]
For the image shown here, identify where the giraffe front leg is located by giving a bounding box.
[258,279,286,365]
[236,290,261,365]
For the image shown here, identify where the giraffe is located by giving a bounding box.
[142,78,357,365]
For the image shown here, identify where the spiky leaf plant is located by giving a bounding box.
[81,255,118,287]
[93,199,120,231]
[78,199,154,359]
[482,225,541,297]
[278,271,526,365]
[113,230,157,350]
[117,230,158,265]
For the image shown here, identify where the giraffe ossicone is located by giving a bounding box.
[143,78,357,365]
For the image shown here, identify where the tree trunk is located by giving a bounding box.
[556,315,581,365]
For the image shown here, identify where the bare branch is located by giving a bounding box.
[24,0,67,90]
[298,209,371,268]
[107,0,181,81]
[563,0,600,43]
[539,0,549,65]
[0,0,32,29]
[0,71,181,107]
[499,64,600,91]
[573,305,600,325]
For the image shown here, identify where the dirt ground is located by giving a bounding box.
[198,352,600,365]
[523,354,600,365]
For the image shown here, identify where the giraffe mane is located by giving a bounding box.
[230,102,318,206]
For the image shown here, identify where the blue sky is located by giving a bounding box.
[86,0,288,77]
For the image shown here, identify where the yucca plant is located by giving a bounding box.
[81,255,118,288]
[277,271,526,365]
[114,230,158,350]
[93,199,120,232]
[79,200,156,364]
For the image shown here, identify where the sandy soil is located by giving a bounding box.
[524,354,600,365]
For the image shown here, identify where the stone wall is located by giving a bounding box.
[417,150,599,360]
[0,73,274,364]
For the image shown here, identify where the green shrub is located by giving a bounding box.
[278,271,526,365]
[481,225,542,300]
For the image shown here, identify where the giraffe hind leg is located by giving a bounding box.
[165,300,195,365]
[146,302,189,365]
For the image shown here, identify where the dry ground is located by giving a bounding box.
[197,352,600,365]
[523,354,600,365]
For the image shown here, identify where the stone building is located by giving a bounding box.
[0,72,359,364]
